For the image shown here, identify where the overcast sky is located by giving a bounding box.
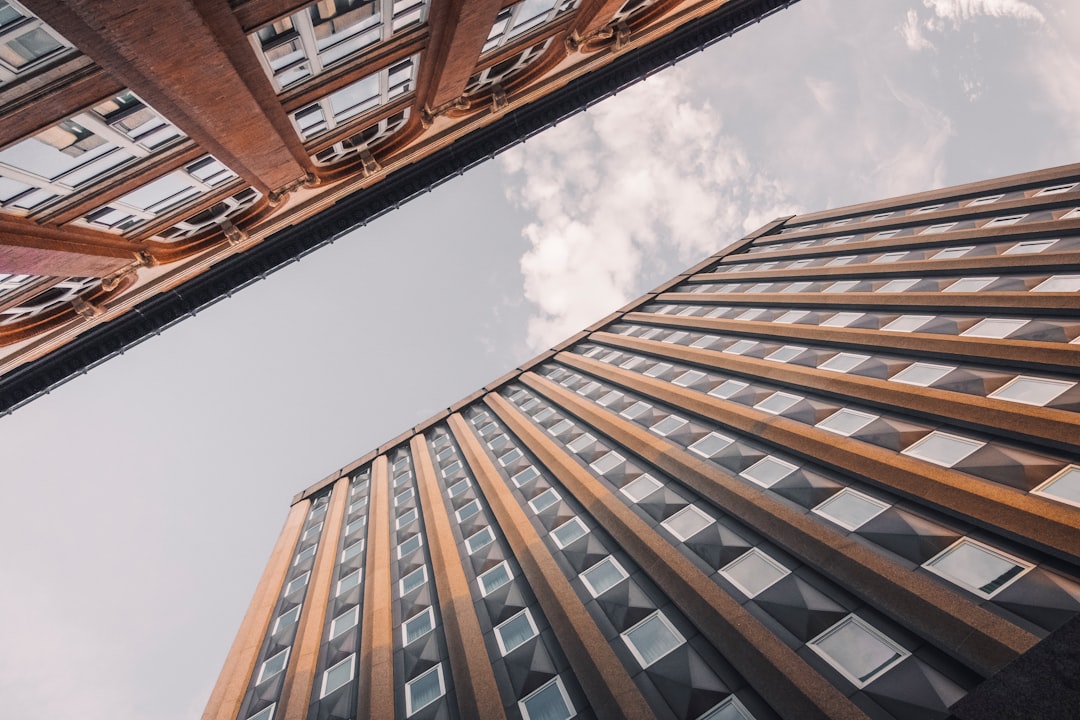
[1,1,1077,718]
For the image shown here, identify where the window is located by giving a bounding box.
[620,474,663,502]
[821,311,864,328]
[337,568,362,595]
[882,314,934,333]
[745,285,772,296]
[1032,275,1080,292]
[349,496,369,513]
[968,193,1003,206]
[922,223,957,235]
[483,0,578,53]
[984,214,1026,227]
[944,277,996,293]
[989,376,1074,406]
[620,356,645,369]
[689,432,735,458]
[330,606,360,638]
[1003,238,1057,255]
[341,539,365,562]
[247,704,275,720]
[294,544,318,565]
[495,609,539,655]
[0,1,72,82]
[345,517,366,536]
[662,505,714,541]
[662,332,689,345]
[890,362,954,386]
[924,539,1031,597]
[512,467,540,487]
[902,431,984,467]
[499,448,524,466]
[440,461,462,477]
[285,572,309,596]
[406,664,445,715]
[257,648,290,684]
[698,696,755,720]
[456,500,481,522]
[651,415,688,436]
[529,488,561,513]
[815,409,877,436]
[741,457,797,487]
[551,517,588,548]
[644,362,674,378]
[320,655,356,698]
[782,281,813,293]
[827,255,856,266]
[403,607,435,645]
[872,251,907,264]
[827,235,855,244]
[466,527,495,554]
[273,604,302,634]
[478,561,512,596]
[709,380,749,399]
[289,55,418,139]
[598,391,621,406]
[961,317,1028,339]
[580,556,629,597]
[931,245,972,259]
[808,615,908,687]
[396,508,417,529]
[448,479,470,497]
[399,566,427,595]
[765,345,807,362]
[813,489,889,530]
[620,401,652,420]
[567,433,596,453]
[724,339,758,355]
[721,548,790,597]
[1033,466,1080,508]
[915,203,942,214]
[1035,182,1077,196]
[535,406,557,421]
[775,310,809,324]
[824,280,859,293]
[591,451,625,475]
[519,677,574,720]
[622,612,684,667]
[754,392,802,415]
[820,352,870,373]
[674,370,707,387]
[871,230,901,241]
[398,533,423,558]
[876,279,919,293]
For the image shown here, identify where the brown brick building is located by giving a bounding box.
[0,0,793,413]
[205,165,1080,720]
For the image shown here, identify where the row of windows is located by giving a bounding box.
[0,0,73,85]
[580,339,1080,508]
[538,364,1080,629]
[685,268,1080,295]
[770,180,1078,241]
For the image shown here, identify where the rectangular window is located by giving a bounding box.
[478,561,512,596]
[915,203,943,214]
[447,479,470,497]
[284,572,309,596]
[876,278,919,293]
[735,307,766,320]
[257,648,290,684]
[397,533,422,558]
[673,370,707,387]
[902,431,984,467]
[775,310,809,324]
[403,607,435,645]
[944,277,996,293]
[499,448,524,465]
[922,223,957,235]
[345,517,366,536]
[622,612,684,667]
[320,655,356,698]
[399,566,427,595]
[396,508,417,529]
[651,415,688,436]
[441,460,462,477]
[708,380,749,399]
[813,488,890,530]
[456,500,481,522]
[512,466,540,487]
[808,615,908,688]
[882,315,934,333]
[827,255,856,266]
[754,392,802,415]
[924,538,1031,597]
[815,409,877,436]
[294,544,317,565]
[724,339,758,355]
[597,390,622,406]
[405,664,445,716]
[989,376,1074,406]
[961,318,1028,339]
[820,352,870,373]
[566,433,596,453]
[699,696,755,720]
[495,609,539,655]
[620,474,663,502]
[1033,466,1080,508]
[984,214,1026,227]
[661,505,714,542]
[644,362,674,378]
[890,362,954,386]
[330,606,360,638]
[580,556,628,597]
[341,539,364,562]
[765,345,807,362]
[931,245,972,259]
[337,568,362,596]
[529,488,561,513]
[551,517,588,548]
[590,451,625,475]
[519,677,574,720]
[821,311,864,328]
[1035,182,1077,195]
[273,604,302,634]
[967,193,1003,206]
[620,402,651,420]
[465,526,495,554]
[722,548,790,597]
[689,432,735,458]
[1003,238,1057,255]
[741,457,797,487]
[824,280,859,293]
[1032,275,1080,292]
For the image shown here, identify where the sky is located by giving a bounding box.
[0,1,1077,718]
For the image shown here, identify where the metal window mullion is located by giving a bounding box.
[295,10,324,76]
[0,163,71,195]
[72,113,148,156]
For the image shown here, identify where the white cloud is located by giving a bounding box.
[499,69,796,351]
[1026,1,1080,154]
[900,8,935,50]
[923,0,1045,24]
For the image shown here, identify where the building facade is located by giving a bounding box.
[204,164,1080,720]
[0,0,794,413]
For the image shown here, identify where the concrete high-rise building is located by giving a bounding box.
[0,0,794,413]
[204,164,1080,720]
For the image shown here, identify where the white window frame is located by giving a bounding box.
[529,488,561,513]
[901,431,984,467]
[580,556,629,598]
[399,566,428,596]
[807,615,909,688]
[518,677,574,720]
[284,572,310,596]
[661,505,714,542]
[494,608,540,655]
[720,547,790,598]
[465,526,495,554]
[257,647,290,684]
[620,474,663,502]
[477,560,513,597]
[402,607,436,645]
[814,408,878,437]
[1032,465,1080,508]
[397,533,423,558]
[272,604,302,634]
[405,663,445,715]
[923,538,1032,598]
[812,488,890,531]
[330,605,360,639]
[740,456,798,487]
[988,375,1074,407]
[337,568,362,596]
[551,517,589,549]
[621,611,685,668]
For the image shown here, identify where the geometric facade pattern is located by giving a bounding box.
[205,164,1080,720]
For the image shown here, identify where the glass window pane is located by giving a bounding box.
[621,474,662,502]
[466,527,494,553]
[754,392,801,415]
[400,567,426,594]
[989,376,1074,406]
[903,431,984,467]
[320,656,355,697]
[623,613,684,667]
[581,557,627,597]
[551,517,588,548]
[709,380,749,398]
[815,409,877,436]
[330,606,359,638]
[1032,275,1080,292]
[809,616,908,687]
[890,362,954,386]
[1034,466,1080,508]
[404,608,435,644]
[924,539,1031,597]
[721,548,789,597]
[530,488,560,512]
[821,312,863,327]
[944,277,995,293]
[813,489,889,530]
[479,562,512,595]
[258,648,289,683]
[820,352,870,372]
[882,315,933,332]
[495,610,538,654]
[662,505,714,541]
[689,432,734,458]
[337,569,361,595]
[961,318,1028,338]
[698,696,755,720]
[651,415,688,435]
[591,451,625,474]
[741,457,797,487]
[520,678,573,720]
[406,665,444,715]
